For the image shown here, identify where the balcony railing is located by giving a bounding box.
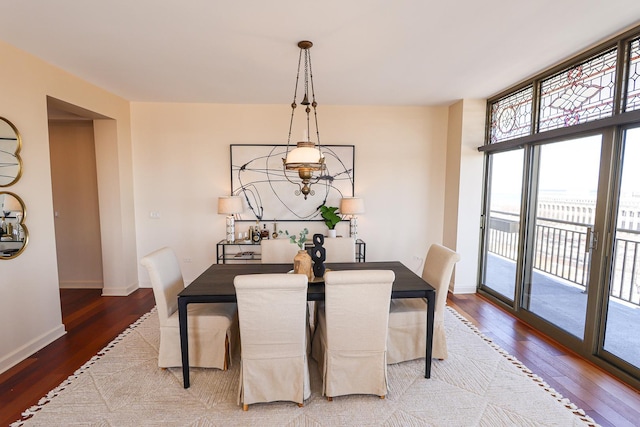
[487,211,640,307]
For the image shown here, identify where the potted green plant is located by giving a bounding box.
[279,228,313,280]
[279,228,309,249]
[320,205,341,238]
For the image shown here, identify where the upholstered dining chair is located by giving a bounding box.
[386,243,460,363]
[312,269,395,400]
[233,273,311,411]
[140,247,237,369]
[322,237,356,263]
[260,238,300,264]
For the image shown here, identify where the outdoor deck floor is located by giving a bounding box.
[484,253,640,369]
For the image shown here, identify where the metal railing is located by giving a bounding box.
[486,211,640,307]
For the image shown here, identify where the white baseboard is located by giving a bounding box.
[451,283,477,294]
[101,282,138,296]
[59,280,103,289]
[138,280,152,288]
[0,324,66,375]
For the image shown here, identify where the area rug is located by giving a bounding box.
[12,307,599,427]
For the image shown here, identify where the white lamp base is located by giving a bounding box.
[349,216,358,240]
[226,216,235,243]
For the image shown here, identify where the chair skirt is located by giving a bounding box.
[386,298,447,364]
[158,302,238,369]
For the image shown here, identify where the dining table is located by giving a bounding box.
[177,261,436,388]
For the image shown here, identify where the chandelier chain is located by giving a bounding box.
[286,49,304,148]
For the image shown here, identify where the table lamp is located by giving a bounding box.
[218,196,243,243]
[340,197,365,240]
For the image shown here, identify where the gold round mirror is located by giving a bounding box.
[0,117,23,187]
[1,192,28,259]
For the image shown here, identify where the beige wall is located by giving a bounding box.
[131,103,452,283]
[0,40,134,373]
[0,37,486,375]
[49,121,103,288]
[445,100,486,293]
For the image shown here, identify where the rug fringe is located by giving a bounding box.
[446,306,601,427]
[10,308,157,427]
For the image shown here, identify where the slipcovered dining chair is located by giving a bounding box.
[312,270,395,400]
[261,238,315,343]
[322,237,356,263]
[387,244,460,363]
[234,273,311,411]
[260,239,300,264]
[309,236,356,332]
[140,247,237,369]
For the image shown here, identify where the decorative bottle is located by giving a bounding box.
[252,221,261,243]
[261,223,270,239]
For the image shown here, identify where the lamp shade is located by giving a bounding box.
[340,197,365,215]
[217,196,243,215]
[284,144,324,168]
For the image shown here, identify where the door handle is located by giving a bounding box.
[585,227,598,253]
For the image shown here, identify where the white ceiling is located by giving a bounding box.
[1,1,639,106]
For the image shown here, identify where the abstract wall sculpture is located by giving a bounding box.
[230,144,354,221]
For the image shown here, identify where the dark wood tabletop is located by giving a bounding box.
[179,261,435,301]
[178,260,436,387]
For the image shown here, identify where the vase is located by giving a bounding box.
[293,249,313,281]
[327,229,337,238]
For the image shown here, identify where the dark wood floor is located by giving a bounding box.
[448,293,640,427]
[0,288,155,427]
[1,289,639,426]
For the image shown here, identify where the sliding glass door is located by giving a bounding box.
[480,149,524,303]
[480,129,640,378]
[522,135,603,339]
[602,127,640,371]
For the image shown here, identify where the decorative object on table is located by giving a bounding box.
[320,205,340,238]
[281,41,326,200]
[272,222,278,239]
[251,221,262,243]
[340,197,365,240]
[217,196,243,243]
[280,228,313,281]
[311,233,326,279]
[260,223,270,240]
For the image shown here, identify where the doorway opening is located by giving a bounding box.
[47,97,109,290]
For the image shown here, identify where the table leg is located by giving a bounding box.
[178,297,190,388]
[424,291,435,378]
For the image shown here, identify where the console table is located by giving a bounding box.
[216,238,366,264]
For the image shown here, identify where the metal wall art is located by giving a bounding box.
[230,144,354,221]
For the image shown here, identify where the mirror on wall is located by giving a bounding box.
[1,192,28,259]
[0,116,23,187]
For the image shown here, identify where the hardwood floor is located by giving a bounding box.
[0,288,155,427]
[448,293,640,427]
[1,289,638,426]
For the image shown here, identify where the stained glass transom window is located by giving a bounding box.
[489,87,533,143]
[539,49,617,132]
[626,38,640,112]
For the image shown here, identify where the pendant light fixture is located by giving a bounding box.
[282,40,326,200]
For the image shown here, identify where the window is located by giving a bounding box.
[481,25,640,385]
[489,87,533,143]
[539,49,617,132]
[627,37,640,112]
